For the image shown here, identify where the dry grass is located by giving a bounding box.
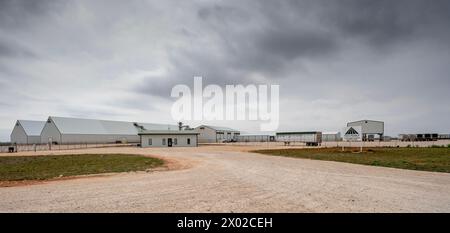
[0,154,164,181]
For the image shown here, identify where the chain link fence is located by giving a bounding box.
[0,142,138,153]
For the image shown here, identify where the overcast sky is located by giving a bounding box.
[1,0,449,141]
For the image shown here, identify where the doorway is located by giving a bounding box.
[167,138,173,147]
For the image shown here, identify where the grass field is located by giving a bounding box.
[253,147,450,173]
[0,154,164,181]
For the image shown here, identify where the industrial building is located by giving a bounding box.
[276,131,322,146]
[40,116,178,144]
[195,125,240,143]
[322,131,341,142]
[139,130,199,147]
[347,120,384,141]
[10,120,46,144]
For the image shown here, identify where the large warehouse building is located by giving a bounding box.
[195,125,240,143]
[10,120,46,144]
[40,116,178,144]
[347,119,384,141]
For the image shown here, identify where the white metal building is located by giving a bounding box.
[322,131,341,142]
[195,125,240,143]
[139,130,199,147]
[276,131,322,146]
[347,120,384,141]
[40,116,178,144]
[10,120,46,144]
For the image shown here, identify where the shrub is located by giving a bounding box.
[406,144,411,148]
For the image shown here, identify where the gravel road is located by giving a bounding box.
[0,145,449,212]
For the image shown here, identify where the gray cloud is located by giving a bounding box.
[0,0,65,29]
[0,37,37,58]
[1,0,450,141]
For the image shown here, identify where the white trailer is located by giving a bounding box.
[276,131,322,146]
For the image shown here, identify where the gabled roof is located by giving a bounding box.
[17,120,46,136]
[48,116,177,135]
[197,125,239,132]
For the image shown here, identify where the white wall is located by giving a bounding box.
[61,134,139,144]
[27,135,41,144]
[140,134,197,147]
[348,121,384,135]
[197,127,217,143]
[41,118,139,144]
[40,120,61,144]
[11,123,28,144]
[322,133,341,142]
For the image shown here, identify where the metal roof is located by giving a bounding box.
[322,131,340,135]
[197,125,239,132]
[347,119,384,124]
[138,130,199,135]
[49,116,177,135]
[135,122,179,131]
[18,120,46,136]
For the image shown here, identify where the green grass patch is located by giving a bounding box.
[253,147,450,173]
[0,154,164,181]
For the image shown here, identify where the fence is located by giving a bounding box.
[0,142,138,153]
[221,139,450,148]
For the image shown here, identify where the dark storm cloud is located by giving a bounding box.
[174,0,448,82]
[256,29,337,60]
[326,0,450,47]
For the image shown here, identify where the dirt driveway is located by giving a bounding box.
[0,145,449,212]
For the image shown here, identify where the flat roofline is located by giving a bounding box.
[347,119,384,124]
[138,130,199,135]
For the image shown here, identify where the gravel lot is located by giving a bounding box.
[0,145,449,212]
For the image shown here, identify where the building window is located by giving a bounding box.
[148,138,152,145]
[162,138,166,145]
[187,138,191,145]
[174,138,177,145]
